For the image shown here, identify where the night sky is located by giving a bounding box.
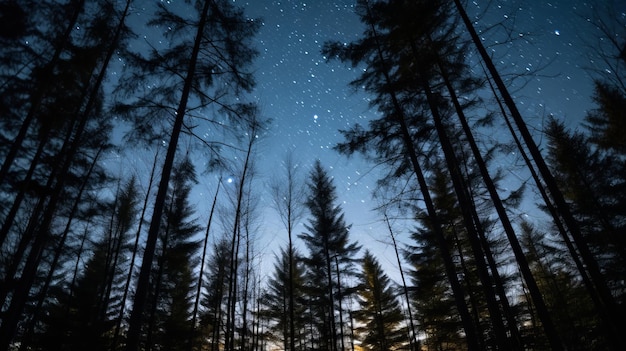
[234,0,623,272]
[125,0,625,276]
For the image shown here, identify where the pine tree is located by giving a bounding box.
[353,251,408,351]
[260,247,308,351]
[118,2,260,349]
[200,238,233,351]
[453,0,621,346]
[145,157,201,351]
[0,2,133,347]
[518,221,600,350]
[299,160,361,351]
[406,167,478,351]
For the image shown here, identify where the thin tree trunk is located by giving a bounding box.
[383,214,420,351]
[188,179,221,351]
[453,2,623,346]
[323,237,337,351]
[359,3,480,348]
[335,257,345,351]
[112,147,160,350]
[451,226,485,349]
[486,59,616,347]
[226,122,258,351]
[0,0,131,345]
[0,113,78,309]
[411,50,510,348]
[241,210,252,350]
[434,49,529,350]
[125,2,212,349]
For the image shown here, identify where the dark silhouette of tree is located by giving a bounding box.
[0,1,132,347]
[353,250,408,351]
[117,1,260,349]
[200,238,233,351]
[28,174,137,351]
[323,1,512,348]
[189,177,221,351]
[222,115,264,351]
[406,165,502,351]
[145,156,201,351]
[453,1,622,346]
[112,149,162,350]
[260,247,308,351]
[0,0,86,190]
[269,152,306,351]
[382,213,420,351]
[542,96,625,350]
[299,160,361,351]
[518,221,601,350]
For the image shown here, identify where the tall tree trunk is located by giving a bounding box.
[124,2,212,349]
[383,214,420,351]
[0,0,131,346]
[226,121,258,351]
[359,3,480,348]
[411,49,511,348]
[482,60,613,344]
[0,112,78,309]
[188,179,221,351]
[452,2,624,346]
[112,147,160,350]
[433,48,535,350]
[335,257,346,351]
[322,235,337,351]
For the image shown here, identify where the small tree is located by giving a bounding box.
[354,251,408,351]
[260,247,308,351]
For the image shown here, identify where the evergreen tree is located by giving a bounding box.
[0,1,133,347]
[405,167,476,351]
[32,175,138,351]
[299,160,361,351]
[353,251,408,351]
[269,152,306,351]
[145,157,201,351]
[118,2,260,349]
[260,247,308,351]
[324,0,522,348]
[518,221,600,351]
[453,0,622,345]
[543,81,626,348]
[200,238,233,351]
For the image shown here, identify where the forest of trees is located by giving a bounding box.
[0,0,624,350]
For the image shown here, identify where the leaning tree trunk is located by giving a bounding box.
[360,3,481,348]
[384,214,420,351]
[124,1,212,350]
[0,1,128,342]
[452,0,623,347]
